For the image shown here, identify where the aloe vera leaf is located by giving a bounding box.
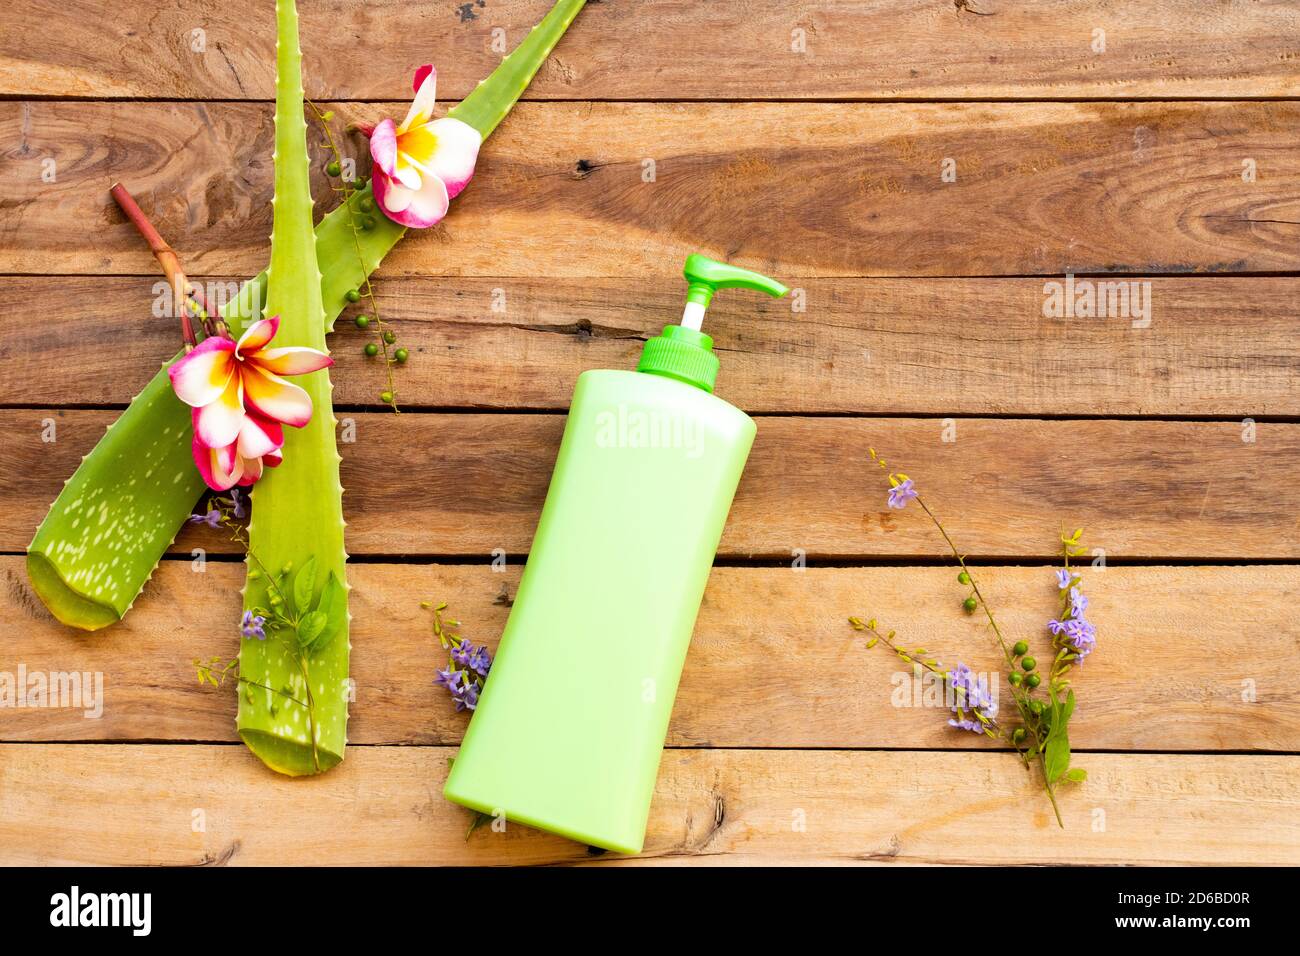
[24,184,396,632]
[448,0,588,139]
[25,369,198,630]
[25,0,588,631]
[233,0,348,777]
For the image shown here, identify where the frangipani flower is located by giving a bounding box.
[169,316,332,491]
[170,316,333,443]
[369,65,481,228]
[191,408,284,491]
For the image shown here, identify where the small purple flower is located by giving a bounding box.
[1055,568,1072,590]
[946,662,998,733]
[468,645,492,677]
[887,479,917,510]
[190,509,222,529]
[1047,618,1068,636]
[450,640,476,668]
[452,679,480,712]
[240,609,266,640]
[434,665,462,691]
[228,489,247,519]
[1064,617,1097,660]
[1069,586,1089,618]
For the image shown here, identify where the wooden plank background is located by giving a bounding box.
[1,0,1297,866]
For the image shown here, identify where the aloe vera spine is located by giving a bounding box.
[26,0,589,631]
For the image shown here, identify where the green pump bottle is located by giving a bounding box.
[444,255,789,853]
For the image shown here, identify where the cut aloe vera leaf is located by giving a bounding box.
[234,0,350,776]
[25,366,197,630]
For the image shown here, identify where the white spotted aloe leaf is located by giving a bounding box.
[26,0,588,631]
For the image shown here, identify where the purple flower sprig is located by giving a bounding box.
[188,489,247,529]
[241,610,267,640]
[847,619,1000,738]
[425,600,492,712]
[947,662,999,733]
[1047,528,1099,671]
[855,452,1099,828]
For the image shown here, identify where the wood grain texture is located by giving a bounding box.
[1,745,1295,865]
[3,558,1296,751]
[4,0,1299,101]
[5,411,1294,561]
[5,411,1297,559]
[5,100,1299,278]
[4,275,1298,415]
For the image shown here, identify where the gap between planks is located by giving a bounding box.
[5,413,1297,559]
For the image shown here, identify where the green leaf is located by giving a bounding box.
[1062,688,1077,723]
[1043,689,1075,785]
[1066,767,1088,783]
[297,610,328,647]
[292,555,317,616]
[308,571,349,654]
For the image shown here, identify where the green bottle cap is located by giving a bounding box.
[637,254,789,392]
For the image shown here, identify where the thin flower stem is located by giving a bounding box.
[298,654,321,774]
[910,491,1063,827]
[195,661,309,710]
[306,100,401,411]
[853,620,1001,735]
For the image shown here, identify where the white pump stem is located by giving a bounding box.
[681,300,707,331]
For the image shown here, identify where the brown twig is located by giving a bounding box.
[110,182,219,348]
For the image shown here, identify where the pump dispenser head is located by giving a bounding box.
[637,255,789,393]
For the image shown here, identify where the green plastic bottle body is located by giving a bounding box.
[444,368,756,853]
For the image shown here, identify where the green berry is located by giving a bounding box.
[1021,656,1037,672]
[1013,641,1029,656]
[360,216,376,231]
[394,348,409,363]
[1026,673,1042,689]
[345,289,361,303]
[957,571,970,585]
[363,343,378,357]
[359,197,374,212]
[1009,672,1023,686]
[962,597,977,613]
[1012,728,1026,744]
[1030,699,1045,715]
[326,161,342,176]
[354,315,371,329]
[380,390,394,404]
[383,330,397,344]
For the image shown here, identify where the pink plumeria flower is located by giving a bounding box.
[168,315,332,490]
[369,65,481,228]
[191,409,284,491]
[169,316,333,444]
